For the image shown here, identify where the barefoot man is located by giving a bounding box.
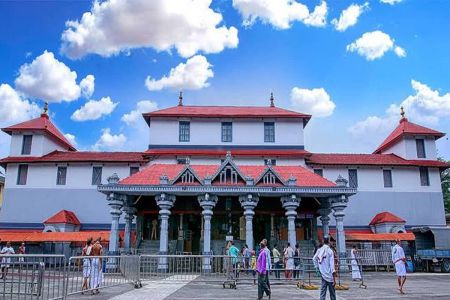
[392,239,407,294]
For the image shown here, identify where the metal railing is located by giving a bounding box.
[348,249,392,271]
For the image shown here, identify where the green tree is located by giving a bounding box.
[438,158,450,213]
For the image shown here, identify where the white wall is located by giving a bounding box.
[10,132,67,157]
[382,136,437,160]
[150,157,305,166]
[148,118,305,147]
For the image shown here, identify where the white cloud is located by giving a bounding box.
[15,51,82,102]
[93,128,126,151]
[0,84,40,123]
[80,75,95,98]
[71,96,118,121]
[121,100,158,125]
[346,30,406,60]
[63,133,77,147]
[61,0,238,59]
[145,55,213,91]
[331,2,368,32]
[291,86,335,117]
[380,0,402,5]
[232,0,327,29]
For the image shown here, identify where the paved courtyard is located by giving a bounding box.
[67,272,450,300]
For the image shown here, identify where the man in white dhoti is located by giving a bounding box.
[392,239,407,294]
[350,245,362,281]
[313,237,336,300]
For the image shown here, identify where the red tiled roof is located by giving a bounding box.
[0,150,148,165]
[346,232,415,241]
[306,153,450,168]
[0,231,111,243]
[120,163,336,187]
[145,148,310,157]
[44,210,81,225]
[2,114,76,151]
[369,211,406,225]
[374,118,445,154]
[143,105,311,119]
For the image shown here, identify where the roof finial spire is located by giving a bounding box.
[41,101,49,118]
[270,92,275,107]
[400,106,407,123]
[178,91,183,106]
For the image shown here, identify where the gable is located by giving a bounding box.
[255,167,285,186]
[171,167,203,185]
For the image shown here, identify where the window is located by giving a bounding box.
[348,169,358,188]
[56,166,67,185]
[383,169,393,188]
[130,166,139,176]
[264,122,275,142]
[264,159,276,166]
[21,135,32,155]
[221,122,232,142]
[314,169,323,177]
[91,166,102,185]
[177,158,190,164]
[17,164,28,185]
[179,121,190,142]
[416,139,426,158]
[419,167,430,186]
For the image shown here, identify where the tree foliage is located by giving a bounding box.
[438,158,450,213]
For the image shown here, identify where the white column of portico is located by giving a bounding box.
[281,195,300,248]
[155,193,176,271]
[332,195,349,259]
[239,194,259,250]
[318,198,332,239]
[108,192,124,254]
[198,193,218,271]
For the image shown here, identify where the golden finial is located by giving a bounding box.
[270,92,275,107]
[178,91,183,106]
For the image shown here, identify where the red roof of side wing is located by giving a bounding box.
[2,114,76,151]
[44,210,81,225]
[373,118,444,154]
[143,105,311,120]
[369,211,406,225]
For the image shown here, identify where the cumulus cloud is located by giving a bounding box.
[331,2,368,32]
[232,0,327,29]
[145,55,213,91]
[15,51,85,102]
[121,100,158,125]
[71,96,118,121]
[63,133,77,147]
[291,86,335,117]
[80,75,95,98]
[0,83,40,123]
[93,128,126,151]
[380,0,402,4]
[346,30,406,60]
[61,0,238,59]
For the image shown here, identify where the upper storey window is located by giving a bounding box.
[21,135,32,155]
[179,121,190,142]
[17,164,28,185]
[419,167,430,186]
[416,139,426,158]
[221,122,232,142]
[264,122,275,143]
[348,169,358,188]
[92,166,102,185]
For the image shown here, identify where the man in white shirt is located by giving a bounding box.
[1,241,15,280]
[392,239,407,294]
[313,237,336,300]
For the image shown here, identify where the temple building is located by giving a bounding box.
[0,95,448,259]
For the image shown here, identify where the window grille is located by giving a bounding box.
[383,169,393,188]
[179,121,190,142]
[56,166,67,185]
[92,166,102,185]
[348,169,358,188]
[264,122,275,142]
[21,135,32,155]
[221,122,232,142]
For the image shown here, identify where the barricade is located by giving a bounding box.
[352,249,392,271]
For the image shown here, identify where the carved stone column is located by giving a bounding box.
[155,193,176,271]
[239,194,259,250]
[198,193,218,271]
[281,195,300,247]
[123,203,136,253]
[107,192,124,254]
[318,198,332,239]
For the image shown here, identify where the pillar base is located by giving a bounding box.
[157,251,169,272]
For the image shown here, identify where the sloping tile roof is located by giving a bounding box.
[346,232,415,241]
[44,210,81,225]
[306,153,450,168]
[2,114,76,151]
[0,231,111,243]
[143,105,311,119]
[374,118,445,154]
[369,211,406,225]
[145,148,310,157]
[120,163,336,187]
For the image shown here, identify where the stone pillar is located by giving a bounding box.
[123,205,136,253]
[239,194,259,250]
[281,195,300,248]
[270,214,275,238]
[198,193,218,271]
[107,193,124,254]
[155,193,176,271]
[318,198,332,239]
[332,195,349,265]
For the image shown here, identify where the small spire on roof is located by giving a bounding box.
[270,92,275,107]
[400,106,407,123]
[178,91,183,106]
[41,102,49,118]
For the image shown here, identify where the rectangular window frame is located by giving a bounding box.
[264,122,275,143]
[21,135,33,155]
[91,166,103,185]
[383,169,393,188]
[130,166,140,176]
[264,159,276,166]
[17,164,28,185]
[221,122,232,142]
[419,167,430,186]
[179,121,190,142]
[56,166,67,185]
[416,139,426,158]
[314,169,323,177]
[348,169,358,188]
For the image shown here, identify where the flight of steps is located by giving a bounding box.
[137,240,160,254]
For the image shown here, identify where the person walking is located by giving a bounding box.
[0,242,15,280]
[293,243,301,279]
[256,242,271,300]
[284,243,294,279]
[262,239,272,292]
[81,238,93,294]
[90,237,103,295]
[251,250,257,285]
[227,241,240,279]
[392,239,407,294]
[313,237,336,300]
[272,244,281,279]
[350,245,362,281]
[242,244,250,274]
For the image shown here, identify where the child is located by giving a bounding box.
[251,250,257,285]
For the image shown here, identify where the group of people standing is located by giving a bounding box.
[81,237,104,295]
[0,241,25,280]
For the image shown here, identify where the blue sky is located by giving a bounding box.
[0,0,449,158]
